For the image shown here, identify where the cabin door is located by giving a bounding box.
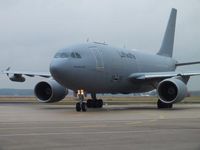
[92,48,104,71]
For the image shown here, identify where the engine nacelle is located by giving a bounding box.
[34,80,68,103]
[157,77,187,104]
[9,74,25,82]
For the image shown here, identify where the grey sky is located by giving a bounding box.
[0,0,200,90]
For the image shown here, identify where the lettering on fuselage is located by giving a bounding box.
[111,74,123,82]
[73,66,86,69]
[119,51,136,59]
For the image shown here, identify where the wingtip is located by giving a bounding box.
[3,67,11,76]
[172,8,177,12]
[6,67,11,71]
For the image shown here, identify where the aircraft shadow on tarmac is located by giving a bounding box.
[41,104,194,112]
[0,102,195,111]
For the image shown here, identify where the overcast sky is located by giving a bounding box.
[0,0,200,90]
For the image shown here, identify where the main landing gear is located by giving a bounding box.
[87,93,103,108]
[157,99,173,109]
[75,91,103,112]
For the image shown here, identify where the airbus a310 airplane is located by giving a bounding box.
[3,8,200,111]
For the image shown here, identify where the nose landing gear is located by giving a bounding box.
[76,90,87,112]
[75,91,104,112]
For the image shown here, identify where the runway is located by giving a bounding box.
[0,103,200,150]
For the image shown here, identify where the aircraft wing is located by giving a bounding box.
[176,61,200,66]
[129,71,200,80]
[2,68,51,78]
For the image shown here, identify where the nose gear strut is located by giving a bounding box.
[75,91,103,112]
[76,90,87,112]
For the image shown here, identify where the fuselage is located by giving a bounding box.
[50,42,177,94]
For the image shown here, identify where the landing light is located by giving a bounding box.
[77,89,85,95]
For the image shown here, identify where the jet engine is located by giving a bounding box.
[34,80,68,103]
[9,74,25,82]
[157,77,187,104]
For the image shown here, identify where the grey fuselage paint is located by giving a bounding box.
[50,43,177,94]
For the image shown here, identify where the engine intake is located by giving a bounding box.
[34,80,68,103]
[157,77,187,104]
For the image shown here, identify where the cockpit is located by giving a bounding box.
[54,52,82,59]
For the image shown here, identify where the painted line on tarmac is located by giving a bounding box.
[125,121,143,125]
[0,128,197,137]
[0,124,108,130]
[79,124,107,128]
[0,130,156,137]
[1,128,198,137]
[0,121,144,130]
[159,115,165,119]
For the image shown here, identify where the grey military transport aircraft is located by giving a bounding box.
[3,8,200,112]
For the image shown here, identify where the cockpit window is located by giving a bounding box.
[54,53,60,58]
[71,52,76,58]
[75,52,81,58]
[60,53,69,58]
[71,52,82,58]
[54,52,82,59]
[54,52,69,58]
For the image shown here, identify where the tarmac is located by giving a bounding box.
[0,103,200,150]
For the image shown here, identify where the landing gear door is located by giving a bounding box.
[92,48,104,71]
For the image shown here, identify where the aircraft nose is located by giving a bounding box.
[50,59,66,78]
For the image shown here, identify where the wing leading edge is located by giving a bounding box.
[176,61,200,67]
[2,68,51,78]
[129,71,200,80]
